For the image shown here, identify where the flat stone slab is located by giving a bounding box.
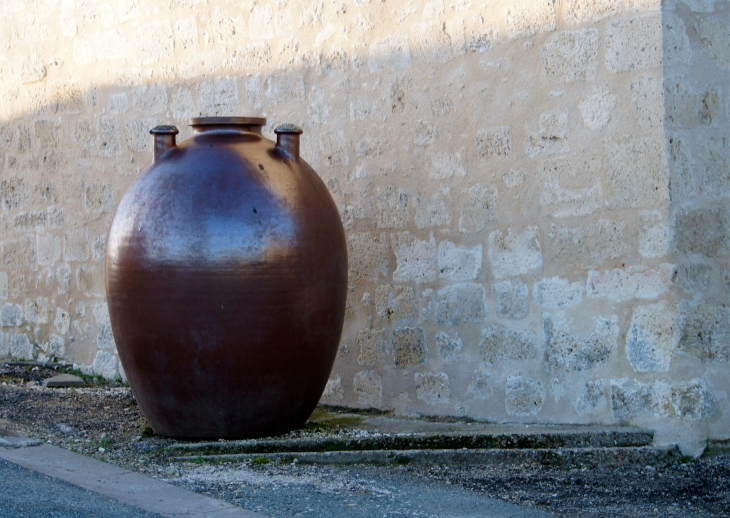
[43,374,85,388]
[0,429,42,448]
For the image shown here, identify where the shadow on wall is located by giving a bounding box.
[0,0,727,444]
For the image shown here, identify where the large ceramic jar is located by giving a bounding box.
[105,117,348,439]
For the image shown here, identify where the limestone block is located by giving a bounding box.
[587,264,675,301]
[23,297,48,325]
[627,0,661,10]
[243,76,264,110]
[605,136,667,208]
[438,241,482,281]
[573,380,606,416]
[20,54,46,83]
[76,265,104,297]
[505,376,545,416]
[639,211,669,258]
[666,0,716,12]
[667,137,696,200]
[678,302,729,361]
[124,119,154,152]
[436,283,487,325]
[347,233,390,282]
[493,280,529,320]
[606,15,662,72]
[578,85,618,130]
[92,350,119,380]
[132,85,168,115]
[3,237,35,270]
[539,155,604,217]
[48,334,64,358]
[178,50,226,80]
[467,367,493,400]
[703,138,729,199]
[97,117,121,157]
[354,370,382,407]
[368,35,412,72]
[488,227,542,278]
[308,86,329,125]
[0,303,22,327]
[199,78,239,116]
[542,29,599,83]
[0,273,7,300]
[10,334,34,360]
[174,16,199,52]
[34,120,58,148]
[375,285,416,321]
[375,186,410,228]
[428,151,466,180]
[390,76,410,114]
[525,112,569,158]
[94,303,115,350]
[393,326,427,367]
[611,378,717,420]
[322,375,344,401]
[480,325,536,363]
[1,177,29,210]
[543,313,619,373]
[506,1,557,39]
[414,120,436,145]
[54,308,70,335]
[675,263,712,293]
[93,236,106,262]
[534,277,584,308]
[411,21,454,64]
[663,13,693,67]
[267,73,305,104]
[627,302,679,373]
[664,76,700,128]
[414,191,451,229]
[435,330,462,362]
[35,183,59,205]
[415,372,451,405]
[14,211,46,232]
[56,265,71,296]
[698,17,729,68]
[673,206,730,257]
[134,20,174,65]
[0,332,8,357]
[356,328,388,366]
[10,276,26,300]
[318,130,348,167]
[391,232,437,283]
[458,184,497,233]
[476,127,511,160]
[564,0,621,23]
[64,229,88,262]
[630,76,664,129]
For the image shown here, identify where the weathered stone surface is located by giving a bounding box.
[10,334,34,360]
[435,331,462,362]
[414,191,451,229]
[44,373,85,388]
[678,302,729,361]
[630,76,663,129]
[703,138,729,199]
[543,313,619,374]
[606,15,662,72]
[93,303,115,350]
[639,211,669,258]
[480,325,536,363]
[393,327,427,368]
[476,127,511,160]
[611,378,717,421]
[369,35,412,72]
[578,85,618,130]
[534,277,583,308]
[376,186,410,228]
[698,17,729,68]
[436,284,487,326]
[467,367,493,400]
[375,285,416,322]
[627,302,679,373]
[493,280,529,320]
[458,184,497,233]
[587,264,675,301]
[506,1,557,39]
[564,0,621,23]
[673,206,730,258]
[64,229,88,262]
[415,372,451,405]
[542,29,599,83]
[438,241,481,281]
[675,263,712,293]
[391,233,437,283]
[605,136,667,208]
[505,376,545,416]
[353,370,382,407]
[322,375,344,402]
[525,112,569,158]
[488,227,542,278]
[23,298,48,324]
[92,350,119,380]
[663,13,693,67]
[427,152,466,180]
[573,380,606,416]
[348,233,390,282]
[539,155,604,218]
[0,303,22,327]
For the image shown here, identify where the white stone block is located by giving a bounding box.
[391,233,437,283]
[415,372,451,405]
[627,302,679,373]
[534,277,583,308]
[436,283,487,325]
[505,376,545,416]
[353,370,382,407]
[438,241,481,281]
[488,227,542,279]
[587,264,675,301]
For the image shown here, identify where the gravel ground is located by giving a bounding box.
[1,364,729,518]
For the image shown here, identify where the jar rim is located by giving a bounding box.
[189,116,266,126]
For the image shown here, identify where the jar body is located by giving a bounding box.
[106,118,347,439]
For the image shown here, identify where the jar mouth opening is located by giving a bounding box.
[189,116,266,127]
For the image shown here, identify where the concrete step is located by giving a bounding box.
[172,446,683,469]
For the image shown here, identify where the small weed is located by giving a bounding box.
[140,424,154,437]
[252,456,271,465]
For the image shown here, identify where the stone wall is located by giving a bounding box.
[0,0,727,453]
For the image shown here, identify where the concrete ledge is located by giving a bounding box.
[0,443,263,517]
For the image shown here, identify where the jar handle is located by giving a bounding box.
[150,125,179,163]
[274,123,303,160]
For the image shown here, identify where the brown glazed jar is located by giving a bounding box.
[105,117,347,439]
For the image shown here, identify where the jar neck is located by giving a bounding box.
[189,116,266,136]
